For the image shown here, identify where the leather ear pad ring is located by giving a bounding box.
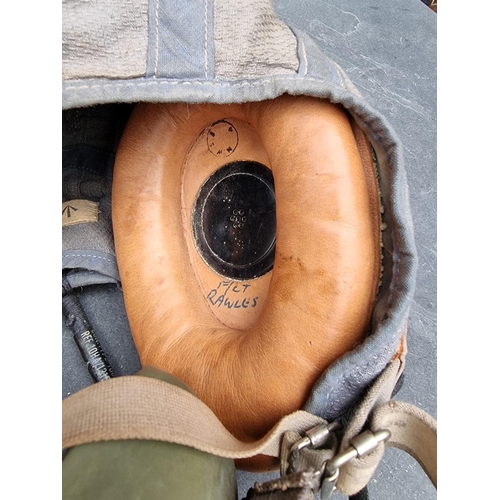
[112,95,381,470]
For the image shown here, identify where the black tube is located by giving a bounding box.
[62,275,114,382]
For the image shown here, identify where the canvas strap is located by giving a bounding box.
[62,375,326,459]
[62,370,436,496]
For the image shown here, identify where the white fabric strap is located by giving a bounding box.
[372,400,437,487]
[62,375,326,459]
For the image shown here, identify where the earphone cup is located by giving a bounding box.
[112,95,382,470]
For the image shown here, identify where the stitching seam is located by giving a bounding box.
[64,75,331,91]
[204,0,208,79]
[301,39,308,76]
[64,253,116,263]
[153,0,160,78]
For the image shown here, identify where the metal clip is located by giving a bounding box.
[282,421,341,478]
[320,429,391,500]
[289,421,341,455]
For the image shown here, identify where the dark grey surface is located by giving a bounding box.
[274,0,437,498]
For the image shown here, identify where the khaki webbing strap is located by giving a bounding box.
[335,357,403,494]
[333,400,437,495]
[63,373,437,495]
[62,375,326,459]
[372,400,437,488]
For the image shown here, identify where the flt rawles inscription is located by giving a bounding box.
[206,281,258,309]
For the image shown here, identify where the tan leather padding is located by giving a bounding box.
[112,95,381,470]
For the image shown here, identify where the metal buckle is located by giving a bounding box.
[319,429,391,499]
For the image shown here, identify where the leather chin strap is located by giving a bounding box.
[62,359,437,498]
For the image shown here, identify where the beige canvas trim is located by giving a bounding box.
[62,200,99,227]
[62,0,148,80]
[214,0,299,78]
